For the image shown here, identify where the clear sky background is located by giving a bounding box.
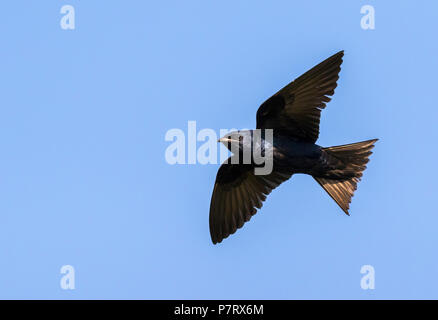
[1,1,437,299]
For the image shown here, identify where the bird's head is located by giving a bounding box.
[217,130,252,152]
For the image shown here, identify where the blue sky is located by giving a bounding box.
[0,1,437,299]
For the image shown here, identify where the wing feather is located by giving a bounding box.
[256,51,344,142]
[209,157,293,244]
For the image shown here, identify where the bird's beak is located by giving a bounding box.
[217,137,236,143]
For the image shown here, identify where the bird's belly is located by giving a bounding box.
[273,139,322,173]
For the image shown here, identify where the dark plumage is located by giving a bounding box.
[209,51,377,244]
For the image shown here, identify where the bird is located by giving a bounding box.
[209,50,378,244]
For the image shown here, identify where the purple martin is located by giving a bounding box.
[210,51,377,244]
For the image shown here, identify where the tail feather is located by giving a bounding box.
[314,139,378,215]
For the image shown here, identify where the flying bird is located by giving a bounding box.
[209,51,377,244]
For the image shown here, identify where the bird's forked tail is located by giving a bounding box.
[313,139,378,215]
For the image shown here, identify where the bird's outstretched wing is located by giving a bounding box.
[209,157,293,244]
[256,50,344,143]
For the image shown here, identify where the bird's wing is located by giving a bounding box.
[256,50,344,143]
[209,157,293,244]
